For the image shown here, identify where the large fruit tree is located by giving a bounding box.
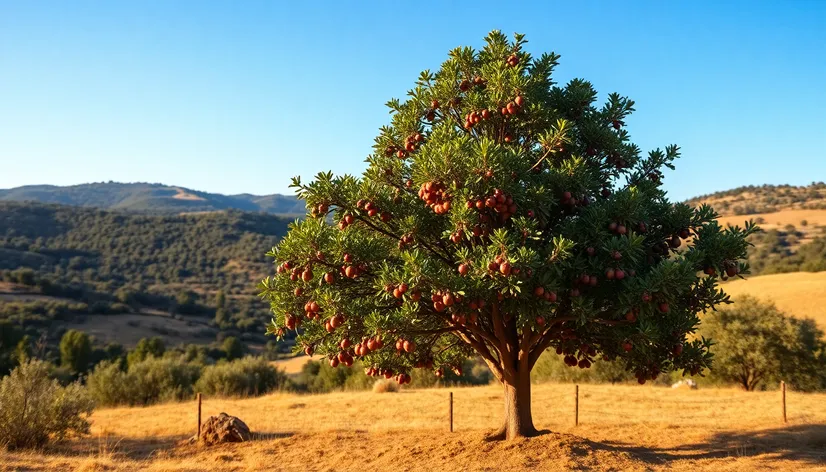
[259,31,756,439]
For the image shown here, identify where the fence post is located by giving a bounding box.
[781,381,787,424]
[197,392,202,439]
[449,391,454,432]
[575,384,579,426]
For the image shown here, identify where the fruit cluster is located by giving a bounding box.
[506,53,519,67]
[395,338,417,353]
[559,191,589,211]
[323,313,345,333]
[418,181,452,214]
[339,253,367,279]
[384,282,409,299]
[500,95,524,117]
[310,202,329,218]
[430,290,461,312]
[303,300,321,320]
[463,108,492,129]
[469,188,517,222]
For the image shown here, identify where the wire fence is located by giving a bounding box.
[190,380,800,440]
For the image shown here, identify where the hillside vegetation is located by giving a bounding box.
[2,382,824,470]
[0,182,303,215]
[0,201,293,357]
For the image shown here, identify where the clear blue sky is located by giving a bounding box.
[1,1,824,200]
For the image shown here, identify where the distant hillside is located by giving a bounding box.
[686,182,826,216]
[687,183,826,277]
[0,182,304,215]
[0,201,294,357]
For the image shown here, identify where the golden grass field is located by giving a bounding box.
[2,382,825,471]
[722,271,826,329]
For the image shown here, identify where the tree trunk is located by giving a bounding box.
[487,370,538,440]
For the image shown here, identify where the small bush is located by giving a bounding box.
[0,360,95,449]
[372,379,399,393]
[195,357,286,397]
[87,357,201,406]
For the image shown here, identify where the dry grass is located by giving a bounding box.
[718,209,826,231]
[2,383,825,471]
[722,272,826,329]
[271,355,321,374]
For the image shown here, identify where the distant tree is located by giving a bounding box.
[222,336,244,361]
[259,31,756,439]
[59,330,92,374]
[127,337,165,366]
[700,296,826,391]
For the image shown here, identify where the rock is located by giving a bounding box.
[199,413,252,445]
[671,379,698,390]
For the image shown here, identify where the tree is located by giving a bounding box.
[258,31,756,439]
[127,337,165,366]
[59,329,92,374]
[222,336,244,360]
[700,296,826,391]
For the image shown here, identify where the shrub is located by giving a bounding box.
[87,357,201,406]
[195,357,286,397]
[0,360,94,449]
[127,337,165,366]
[372,379,399,393]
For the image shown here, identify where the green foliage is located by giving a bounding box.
[259,31,756,388]
[59,329,92,374]
[221,336,244,360]
[87,357,201,406]
[127,337,166,366]
[194,357,287,397]
[699,296,826,391]
[746,231,826,275]
[0,360,94,449]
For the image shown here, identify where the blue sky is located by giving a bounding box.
[1,1,824,201]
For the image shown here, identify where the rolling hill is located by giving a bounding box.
[0,201,295,359]
[0,182,304,215]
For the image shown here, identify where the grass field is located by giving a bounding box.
[2,382,825,471]
[722,271,826,329]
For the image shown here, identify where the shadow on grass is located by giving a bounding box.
[585,423,826,466]
[44,430,296,461]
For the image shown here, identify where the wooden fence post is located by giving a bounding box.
[575,384,579,426]
[781,381,787,424]
[197,392,202,439]
[449,391,454,432]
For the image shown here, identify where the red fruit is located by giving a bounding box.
[534,286,545,297]
[499,262,512,276]
[403,340,416,353]
[481,109,491,120]
[679,229,691,239]
[617,225,627,235]
[443,293,455,306]
[340,339,351,349]
[615,269,625,280]
[302,269,313,282]
[367,338,377,351]
[294,287,303,297]
[608,222,618,232]
[431,99,440,109]
[324,272,335,284]
[562,191,572,201]
[725,266,737,277]
[304,345,314,356]
[514,95,525,107]
[468,312,478,324]
[625,311,637,322]
[638,377,646,385]
[410,291,422,302]
[623,342,633,352]
[343,253,354,263]
[329,358,339,368]
[344,266,357,278]
[642,292,652,303]
[330,313,344,328]
[669,235,681,248]
[612,250,622,261]
[658,303,670,313]
[325,321,333,333]
[578,359,591,369]
[434,301,445,312]
[536,316,545,326]
[704,266,716,276]
[458,263,470,276]
[434,368,443,378]
[673,344,684,356]
[605,268,615,280]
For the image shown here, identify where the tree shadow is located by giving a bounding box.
[43,431,296,461]
[583,423,826,466]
